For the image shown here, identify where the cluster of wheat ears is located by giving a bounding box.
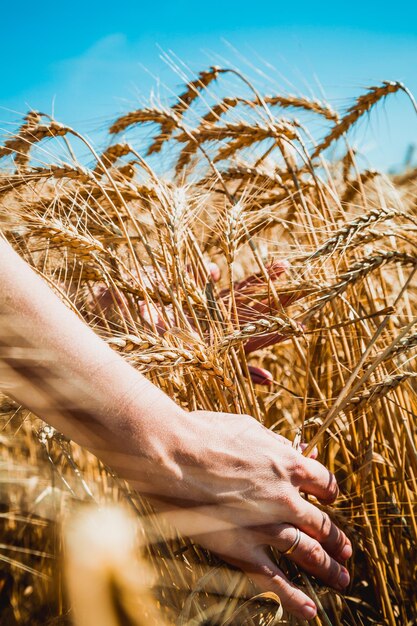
[0,65,417,626]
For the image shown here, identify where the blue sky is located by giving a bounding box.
[2,1,417,170]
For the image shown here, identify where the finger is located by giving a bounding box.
[264,429,316,458]
[256,424,318,464]
[139,302,168,335]
[236,293,295,320]
[260,524,350,591]
[248,365,273,386]
[244,331,286,354]
[237,294,292,324]
[246,548,317,621]
[235,260,289,292]
[248,288,304,316]
[295,457,339,504]
[207,262,220,282]
[266,259,290,279]
[273,290,304,309]
[300,443,319,460]
[291,497,352,562]
[221,259,289,304]
[244,321,304,353]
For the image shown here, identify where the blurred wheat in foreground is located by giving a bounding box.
[0,65,417,625]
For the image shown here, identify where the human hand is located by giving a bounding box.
[137,409,351,622]
[92,259,300,385]
[221,259,301,354]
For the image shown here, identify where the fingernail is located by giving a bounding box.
[338,568,350,588]
[340,543,353,560]
[303,605,317,620]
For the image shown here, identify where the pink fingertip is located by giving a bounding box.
[340,543,353,560]
[338,568,350,588]
[303,605,317,620]
[300,443,318,458]
[208,262,221,282]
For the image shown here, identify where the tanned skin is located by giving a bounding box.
[0,238,351,621]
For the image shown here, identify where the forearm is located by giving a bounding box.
[0,240,352,620]
[0,238,185,486]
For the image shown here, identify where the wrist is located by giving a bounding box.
[108,382,188,491]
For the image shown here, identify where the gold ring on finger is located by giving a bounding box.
[281,527,301,556]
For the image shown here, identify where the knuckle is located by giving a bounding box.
[248,560,280,584]
[323,473,339,502]
[321,512,332,535]
[255,562,276,579]
[287,455,307,484]
[305,541,324,567]
[279,489,299,514]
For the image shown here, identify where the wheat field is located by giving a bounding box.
[0,65,417,625]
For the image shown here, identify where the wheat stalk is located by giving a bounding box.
[1,65,417,626]
[302,206,396,261]
[312,82,407,159]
